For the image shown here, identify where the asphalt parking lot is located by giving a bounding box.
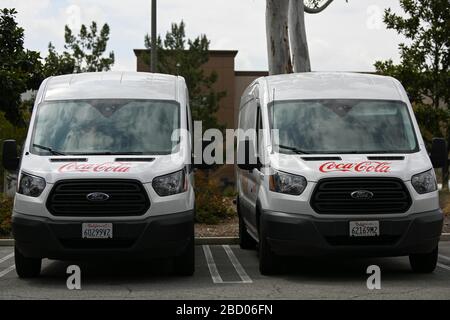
[0,242,450,300]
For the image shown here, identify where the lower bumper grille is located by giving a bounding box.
[326,236,401,246]
[59,239,136,249]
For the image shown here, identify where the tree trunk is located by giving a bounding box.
[266,0,292,75]
[289,0,311,72]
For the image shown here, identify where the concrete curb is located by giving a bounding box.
[0,238,241,247]
[0,239,14,246]
[441,233,450,241]
[1,235,449,247]
[195,237,239,245]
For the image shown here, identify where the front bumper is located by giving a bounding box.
[262,209,443,257]
[12,211,194,260]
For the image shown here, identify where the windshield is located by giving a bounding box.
[31,99,180,155]
[270,99,418,154]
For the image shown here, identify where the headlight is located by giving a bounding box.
[18,172,46,197]
[152,169,187,197]
[411,169,437,194]
[269,171,307,195]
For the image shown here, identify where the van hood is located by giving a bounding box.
[270,151,432,182]
[19,154,186,184]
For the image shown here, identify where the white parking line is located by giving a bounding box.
[0,265,15,278]
[0,253,14,264]
[437,263,450,272]
[222,245,252,284]
[203,245,224,284]
[438,254,450,263]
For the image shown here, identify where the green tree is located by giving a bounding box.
[144,21,226,131]
[374,0,449,187]
[375,0,449,109]
[42,42,75,77]
[0,8,42,126]
[64,22,115,73]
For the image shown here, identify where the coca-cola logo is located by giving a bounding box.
[58,162,133,173]
[319,161,391,173]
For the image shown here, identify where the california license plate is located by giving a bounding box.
[82,223,113,239]
[349,221,380,237]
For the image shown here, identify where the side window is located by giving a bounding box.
[186,104,190,133]
[238,95,257,160]
[186,88,191,134]
[247,99,257,131]
[240,95,256,131]
[186,88,194,172]
[256,105,263,157]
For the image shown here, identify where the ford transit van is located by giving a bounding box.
[236,73,445,275]
[2,72,196,277]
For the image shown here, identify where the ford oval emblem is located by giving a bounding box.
[351,190,374,200]
[86,192,110,202]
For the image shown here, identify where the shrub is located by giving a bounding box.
[223,186,237,198]
[0,195,13,237]
[195,171,234,224]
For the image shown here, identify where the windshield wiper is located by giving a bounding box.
[324,151,405,155]
[33,144,66,156]
[75,152,145,156]
[276,144,310,155]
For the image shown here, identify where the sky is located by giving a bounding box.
[2,0,407,72]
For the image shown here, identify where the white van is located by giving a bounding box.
[237,73,445,275]
[2,72,196,277]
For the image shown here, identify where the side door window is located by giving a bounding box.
[186,89,194,172]
[256,104,263,167]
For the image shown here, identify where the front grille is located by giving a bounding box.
[47,179,150,217]
[311,178,411,215]
[326,236,400,246]
[60,239,136,249]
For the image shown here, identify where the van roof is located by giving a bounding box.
[42,72,182,102]
[263,72,404,101]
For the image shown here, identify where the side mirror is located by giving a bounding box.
[430,138,447,168]
[194,140,215,170]
[237,140,260,171]
[2,140,20,172]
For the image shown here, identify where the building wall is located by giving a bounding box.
[202,52,237,130]
[134,49,239,130]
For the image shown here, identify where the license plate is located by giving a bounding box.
[349,221,380,237]
[82,223,113,239]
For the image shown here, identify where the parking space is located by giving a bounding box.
[0,242,450,299]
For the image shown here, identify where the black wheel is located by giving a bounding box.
[14,246,41,279]
[409,246,438,274]
[258,223,280,275]
[238,198,257,250]
[174,236,195,276]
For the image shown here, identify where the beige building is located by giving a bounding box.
[134,49,268,186]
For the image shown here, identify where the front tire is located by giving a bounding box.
[409,246,438,274]
[238,198,257,250]
[174,236,195,276]
[14,246,41,279]
[258,223,280,275]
